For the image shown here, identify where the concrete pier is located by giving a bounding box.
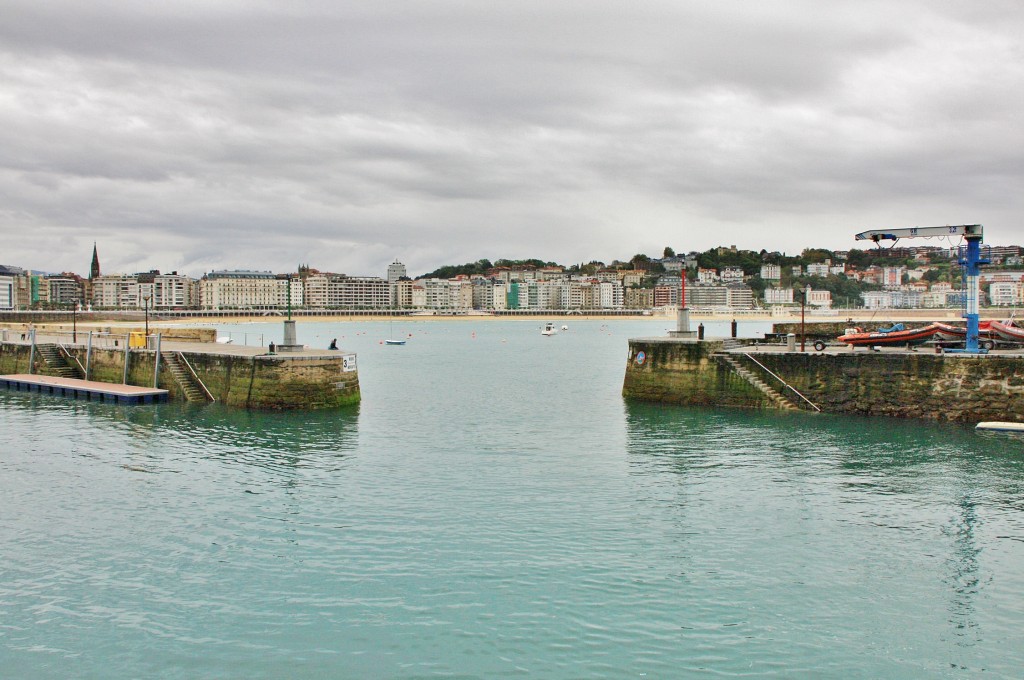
[0,337,360,410]
[623,335,1024,423]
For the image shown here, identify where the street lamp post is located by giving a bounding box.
[72,303,77,344]
[800,286,808,352]
[143,294,151,338]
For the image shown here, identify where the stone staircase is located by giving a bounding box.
[715,353,800,412]
[161,352,213,402]
[36,343,82,379]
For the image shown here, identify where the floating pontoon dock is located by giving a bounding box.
[0,374,169,404]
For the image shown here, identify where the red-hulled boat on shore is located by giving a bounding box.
[837,323,941,348]
[990,320,1024,343]
[933,320,997,342]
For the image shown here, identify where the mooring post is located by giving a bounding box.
[85,331,93,380]
[153,334,162,388]
[698,323,705,340]
[122,333,130,384]
[28,328,36,374]
[731,319,738,338]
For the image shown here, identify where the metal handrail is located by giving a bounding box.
[175,352,216,402]
[56,343,87,377]
[743,353,821,412]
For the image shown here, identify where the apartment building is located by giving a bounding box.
[806,262,830,277]
[989,281,1023,306]
[720,266,744,283]
[0,265,15,310]
[764,287,794,305]
[199,271,284,310]
[760,264,781,281]
[92,274,143,308]
[42,276,84,307]
[326,276,390,308]
[624,287,654,309]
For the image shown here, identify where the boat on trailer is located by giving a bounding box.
[836,323,941,348]
[990,320,1024,344]
[933,320,997,342]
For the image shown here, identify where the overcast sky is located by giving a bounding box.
[2,0,1022,278]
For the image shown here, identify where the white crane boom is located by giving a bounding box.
[855,224,982,242]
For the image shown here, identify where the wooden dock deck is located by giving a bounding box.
[0,374,169,404]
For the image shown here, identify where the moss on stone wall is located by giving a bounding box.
[623,339,773,410]
[624,338,1024,423]
[0,343,360,410]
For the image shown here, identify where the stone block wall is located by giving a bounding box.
[0,343,360,410]
[622,339,773,410]
[623,338,1024,423]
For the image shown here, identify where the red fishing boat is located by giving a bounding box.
[990,320,1024,343]
[837,323,941,348]
[933,320,996,342]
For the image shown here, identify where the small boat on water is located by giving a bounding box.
[385,339,406,346]
[990,320,1024,343]
[836,323,940,348]
[541,323,558,336]
[976,421,1024,432]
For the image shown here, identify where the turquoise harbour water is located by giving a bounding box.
[2,319,1023,679]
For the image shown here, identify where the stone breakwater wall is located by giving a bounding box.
[0,343,360,410]
[622,338,1024,423]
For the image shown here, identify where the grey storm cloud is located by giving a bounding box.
[1,0,1022,278]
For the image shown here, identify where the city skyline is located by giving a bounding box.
[3,2,1023,278]
[7,238,1024,282]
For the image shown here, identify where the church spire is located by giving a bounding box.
[90,242,100,280]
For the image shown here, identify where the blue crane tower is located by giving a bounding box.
[855,224,988,354]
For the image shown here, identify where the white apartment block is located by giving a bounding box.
[687,284,728,308]
[92,274,142,309]
[411,285,427,308]
[199,271,285,310]
[593,281,617,309]
[697,268,717,284]
[989,281,1023,306]
[726,284,755,309]
[764,287,794,304]
[720,267,744,283]
[0,273,14,310]
[861,290,921,309]
[421,278,456,310]
[303,274,330,307]
[151,273,196,309]
[807,288,832,309]
[661,259,684,274]
[328,276,391,308]
[760,264,781,281]
[387,260,407,284]
[558,281,586,309]
[806,263,830,277]
[919,291,949,308]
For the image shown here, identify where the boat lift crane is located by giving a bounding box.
[855,224,988,354]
